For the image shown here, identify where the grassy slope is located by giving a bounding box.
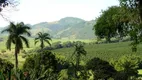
[53,41,142,75]
[53,41,142,62]
[0,38,94,68]
[1,38,142,71]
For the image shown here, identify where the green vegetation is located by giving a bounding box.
[1,37,142,79]
[93,0,142,52]
[1,22,31,69]
[35,32,52,49]
[94,6,129,43]
[1,0,142,79]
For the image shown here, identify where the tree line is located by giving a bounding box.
[93,0,142,52]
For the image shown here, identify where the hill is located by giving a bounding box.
[31,17,96,39]
[0,17,96,39]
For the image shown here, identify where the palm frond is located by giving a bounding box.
[6,35,12,50]
[23,25,31,30]
[35,37,40,41]
[1,28,11,33]
[9,22,17,31]
[37,32,42,37]
[17,37,23,51]
[44,39,51,46]
[34,37,40,45]
[17,23,31,36]
[12,39,16,44]
[35,32,52,49]
[25,31,31,36]
[2,22,16,34]
[35,40,39,45]
[20,36,29,48]
[43,33,50,36]
[44,36,52,41]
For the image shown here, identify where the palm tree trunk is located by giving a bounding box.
[8,70,11,80]
[15,46,18,70]
[76,54,80,70]
[41,41,44,49]
[75,53,80,78]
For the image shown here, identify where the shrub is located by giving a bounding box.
[23,50,59,79]
[86,57,116,80]
[62,41,73,48]
[23,56,35,72]
[0,58,14,80]
[110,55,140,79]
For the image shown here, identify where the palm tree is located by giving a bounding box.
[71,42,87,78]
[35,32,51,49]
[1,22,31,69]
[73,43,87,69]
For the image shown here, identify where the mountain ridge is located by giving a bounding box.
[0,17,96,39]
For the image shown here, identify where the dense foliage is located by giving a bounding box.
[23,50,59,80]
[0,58,14,80]
[1,22,31,69]
[94,6,130,43]
[86,57,116,79]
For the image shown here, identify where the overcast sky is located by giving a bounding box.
[0,0,119,27]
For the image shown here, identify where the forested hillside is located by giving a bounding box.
[31,17,96,39]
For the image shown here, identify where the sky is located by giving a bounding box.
[0,0,119,27]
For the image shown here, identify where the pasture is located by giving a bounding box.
[1,37,142,76]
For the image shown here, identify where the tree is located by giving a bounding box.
[86,57,116,80]
[0,0,17,12]
[119,0,142,20]
[73,43,86,69]
[119,0,142,52]
[71,43,87,78]
[1,22,31,69]
[0,0,18,21]
[94,6,129,43]
[23,50,59,80]
[35,32,52,49]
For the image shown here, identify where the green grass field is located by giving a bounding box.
[0,38,142,74]
[0,38,95,68]
[53,41,142,62]
[0,39,142,62]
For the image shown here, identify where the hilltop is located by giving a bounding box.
[0,17,96,39]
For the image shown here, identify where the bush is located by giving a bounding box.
[110,55,140,79]
[52,41,63,49]
[62,41,73,48]
[86,57,116,79]
[0,58,14,80]
[23,50,59,79]
[23,56,35,72]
